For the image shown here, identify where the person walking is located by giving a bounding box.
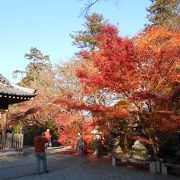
[77,132,85,158]
[34,130,49,175]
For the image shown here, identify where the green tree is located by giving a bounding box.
[147,0,180,29]
[23,47,56,102]
[71,13,108,50]
[13,47,52,86]
[11,48,59,135]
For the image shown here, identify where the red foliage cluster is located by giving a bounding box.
[77,25,138,93]
[10,106,43,122]
[53,96,129,120]
[153,111,180,132]
[75,24,180,149]
[51,25,179,154]
[57,116,94,148]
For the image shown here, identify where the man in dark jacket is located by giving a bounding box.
[34,130,49,174]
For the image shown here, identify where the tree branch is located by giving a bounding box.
[80,0,100,17]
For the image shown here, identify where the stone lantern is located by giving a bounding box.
[132,140,149,160]
[91,126,102,156]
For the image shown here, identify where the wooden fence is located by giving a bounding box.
[0,133,24,150]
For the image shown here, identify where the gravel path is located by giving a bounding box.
[0,147,179,180]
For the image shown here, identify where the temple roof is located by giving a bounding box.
[0,73,37,96]
[0,73,37,108]
[0,83,36,96]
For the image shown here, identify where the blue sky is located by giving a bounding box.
[0,0,151,83]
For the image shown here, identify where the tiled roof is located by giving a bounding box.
[0,73,37,97]
[0,73,11,85]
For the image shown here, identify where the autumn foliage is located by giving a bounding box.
[55,112,94,147]
[10,23,179,158]
[76,24,180,157]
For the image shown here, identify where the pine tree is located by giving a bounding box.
[147,0,180,29]
[71,13,108,50]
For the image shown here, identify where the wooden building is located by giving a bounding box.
[0,73,37,151]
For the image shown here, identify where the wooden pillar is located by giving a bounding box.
[0,109,8,150]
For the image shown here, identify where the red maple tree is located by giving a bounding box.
[75,25,180,158]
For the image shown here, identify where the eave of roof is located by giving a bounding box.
[0,73,37,97]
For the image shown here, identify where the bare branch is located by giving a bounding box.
[80,0,120,18]
[80,0,100,17]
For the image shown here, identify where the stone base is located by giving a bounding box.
[149,161,160,174]
[0,149,24,157]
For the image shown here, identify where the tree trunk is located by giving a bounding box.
[0,110,7,150]
[151,143,158,161]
